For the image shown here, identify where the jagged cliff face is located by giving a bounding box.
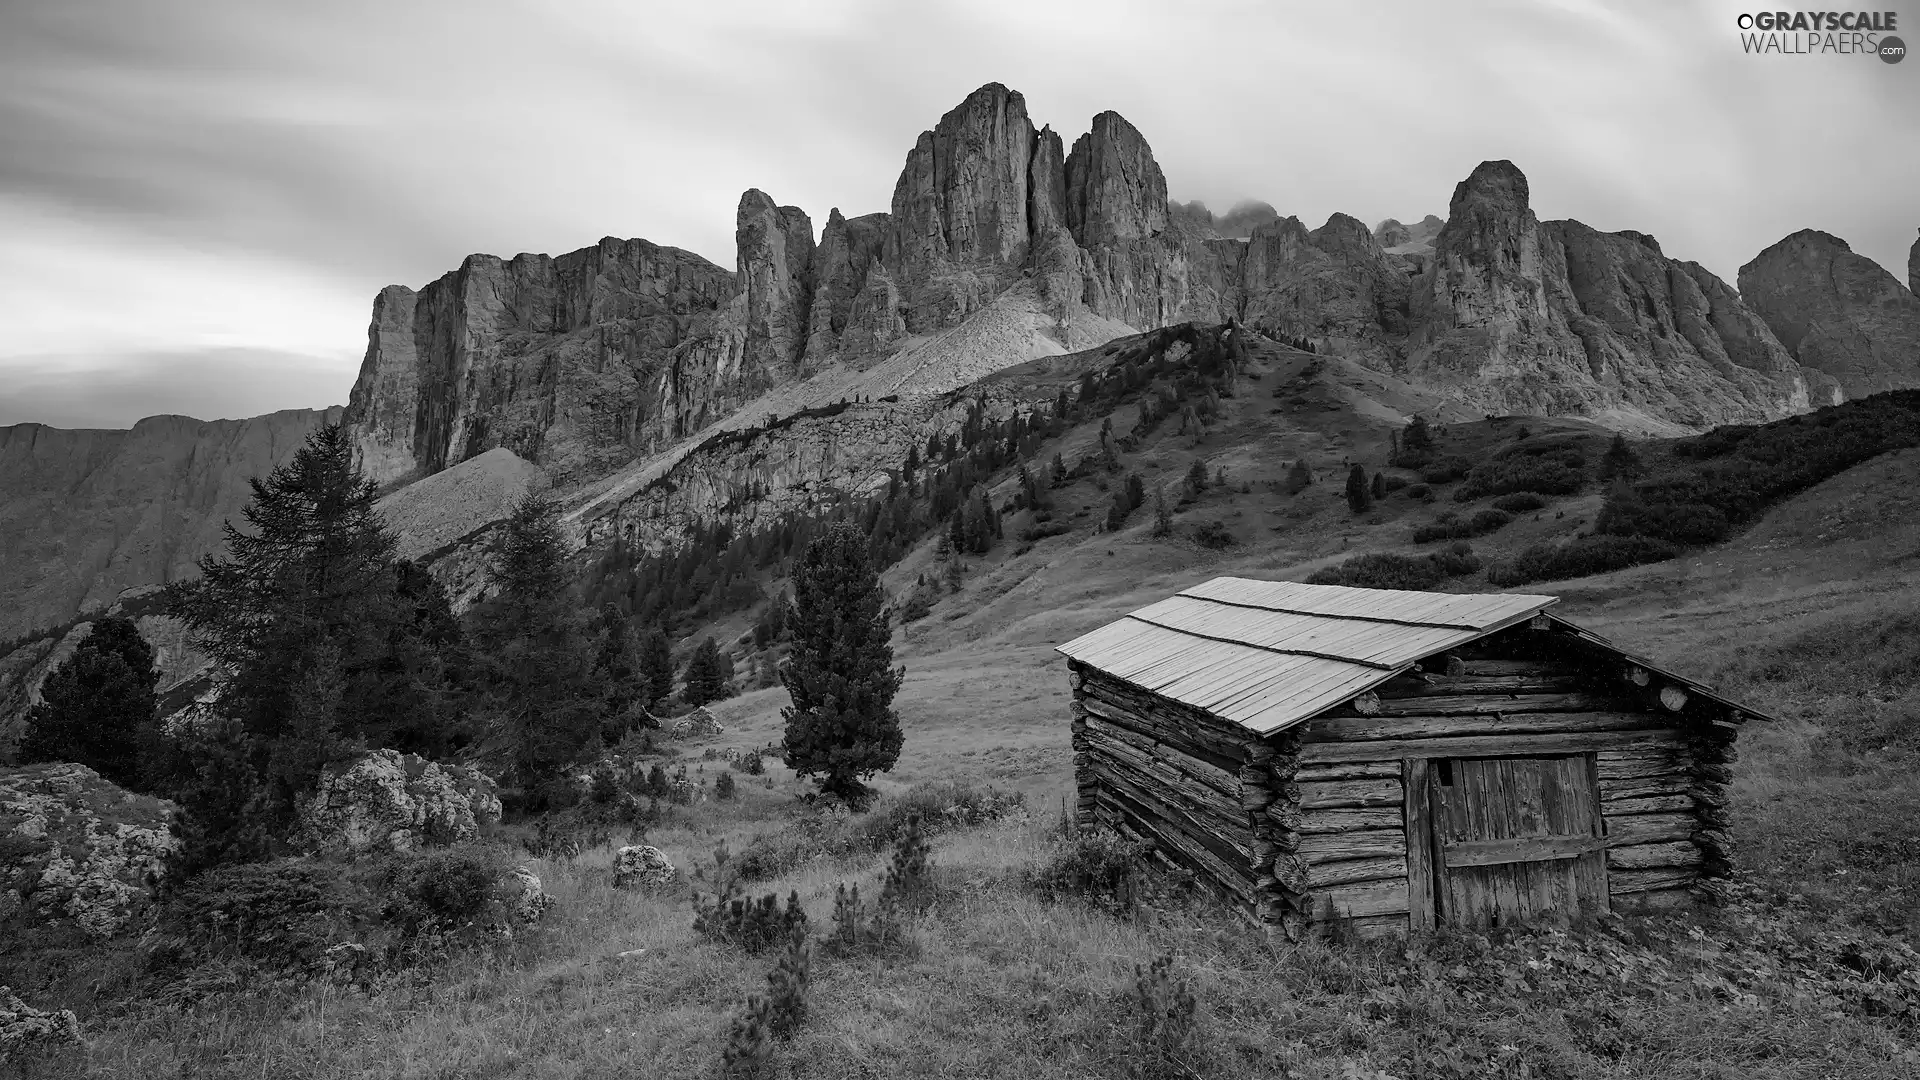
[1738,229,1920,402]
[1909,229,1919,297]
[0,408,343,639]
[345,238,743,489]
[1401,161,1810,429]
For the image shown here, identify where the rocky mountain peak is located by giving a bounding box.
[1738,228,1920,400]
[1063,111,1168,249]
[1908,227,1918,296]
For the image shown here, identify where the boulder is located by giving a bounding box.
[0,763,178,939]
[494,865,554,925]
[670,707,725,738]
[295,750,502,857]
[612,845,678,890]
[0,985,82,1062]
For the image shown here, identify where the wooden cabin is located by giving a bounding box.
[1055,579,1765,940]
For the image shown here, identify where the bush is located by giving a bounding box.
[1492,492,1547,513]
[152,860,372,976]
[694,888,809,954]
[1376,474,1410,494]
[1412,508,1513,543]
[1402,483,1433,501]
[1453,443,1585,501]
[380,844,512,937]
[1487,535,1681,586]
[1026,830,1155,915]
[1420,457,1474,484]
[1192,520,1234,549]
[1020,520,1073,543]
[731,780,1023,883]
[1308,545,1482,590]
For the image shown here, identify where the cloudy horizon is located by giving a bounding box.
[2,0,1914,429]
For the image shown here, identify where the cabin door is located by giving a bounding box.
[1425,754,1609,929]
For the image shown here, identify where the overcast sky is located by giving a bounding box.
[1,0,1913,428]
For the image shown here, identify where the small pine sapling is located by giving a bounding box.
[721,994,773,1079]
[764,923,811,1039]
[1132,954,1198,1080]
[878,813,932,908]
[715,770,737,800]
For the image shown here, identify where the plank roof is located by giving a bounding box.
[1058,579,1558,735]
[1057,578,1777,735]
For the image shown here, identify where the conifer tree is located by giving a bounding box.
[1152,488,1173,538]
[1285,459,1313,495]
[591,605,649,742]
[19,617,160,791]
[779,522,905,805]
[164,423,438,837]
[1600,433,1642,480]
[638,625,675,707]
[1184,458,1210,496]
[466,493,599,782]
[1345,464,1373,513]
[1370,471,1387,501]
[683,637,732,706]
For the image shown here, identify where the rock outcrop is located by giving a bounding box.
[1401,160,1811,429]
[1738,229,1920,401]
[612,845,677,890]
[0,763,179,938]
[494,866,554,926]
[294,750,502,856]
[0,986,83,1061]
[0,408,343,640]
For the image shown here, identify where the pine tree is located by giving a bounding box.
[1152,488,1173,538]
[638,625,675,708]
[902,442,920,486]
[19,617,160,791]
[1600,433,1641,480]
[1049,453,1067,486]
[1370,471,1387,501]
[163,423,434,836]
[779,522,906,805]
[466,493,600,782]
[1184,458,1209,496]
[591,606,648,742]
[1401,415,1434,463]
[683,637,731,706]
[1345,464,1373,514]
[1285,459,1313,495]
[1125,472,1145,510]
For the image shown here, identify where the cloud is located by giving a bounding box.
[0,348,354,429]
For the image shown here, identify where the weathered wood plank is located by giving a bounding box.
[1314,691,1635,722]
[1083,756,1255,861]
[1315,878,1410,919]
[1295,761,1401,782]
[1596,748,1690,781]
[1298,806,1404,834]
[1600,794,1694,817]
[1403,758,1436,932]
[1608,867,1699,895]
[1299,828,1405,862]
[1599,774,1693,801]
[1604,813,1698,847]
[1092,794,1256,906]
[1606,841,1702,872]
[1442,835,1606,868]
[1307,855,1408,889]
[1295,777,1403,811]
[1298,729,1687,765]
[1454,660,1583,677]
[1376,673,1586,700]
[1305,711,1668,743]
[1080,712,1242,800]
[1079,674,1252,768]
[1613,886,1695,911]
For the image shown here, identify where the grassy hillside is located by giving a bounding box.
[9,336,1920,1077]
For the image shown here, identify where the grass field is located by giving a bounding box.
[7,354,1920,1078]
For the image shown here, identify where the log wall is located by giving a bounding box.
[1067,619,1745,941]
